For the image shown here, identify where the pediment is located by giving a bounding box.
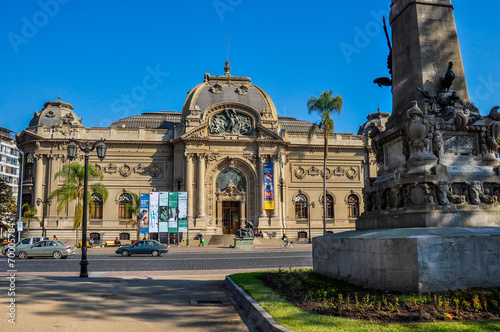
[256,124,283,142]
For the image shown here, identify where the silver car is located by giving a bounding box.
[14,240,76,259]
[2,236,49,255]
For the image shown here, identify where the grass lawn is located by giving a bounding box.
[230,271,500,332]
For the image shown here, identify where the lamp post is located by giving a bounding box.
[36,197,52,238]
[67,138,107,278]
[308,201,315,244]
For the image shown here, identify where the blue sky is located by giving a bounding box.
[1,0,499,135]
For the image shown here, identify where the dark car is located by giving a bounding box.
[115,240,168,257]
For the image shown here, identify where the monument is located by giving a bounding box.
[314,0,500,292]
[234,220,255,249]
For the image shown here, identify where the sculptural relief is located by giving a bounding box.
[209,109,253,136]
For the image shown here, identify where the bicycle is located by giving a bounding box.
[281,241,293,249]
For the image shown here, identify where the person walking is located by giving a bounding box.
[198,231,204,246]
[53,235,58,241]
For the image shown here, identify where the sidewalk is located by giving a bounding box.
[1,275,249,332]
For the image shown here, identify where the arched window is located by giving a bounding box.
[347,194,360,219]
[90,193,103,219]
[216,168,246,192]
[325,194,335,219]
[119,193,132,219]
[294,194,308,219]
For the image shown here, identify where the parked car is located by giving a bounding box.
[14,240,75,259]
[2,237,49,255]
[115,240,168,257]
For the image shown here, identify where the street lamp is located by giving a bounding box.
[36,197,52,237]
[308,201,315,244]
[67,138,107,278]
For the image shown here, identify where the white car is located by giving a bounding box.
[2,237,49,256]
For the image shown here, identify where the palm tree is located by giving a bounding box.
[125,193,141,240]
[49,162,108,243]
[21,203,38,237]
[307,90,343,236]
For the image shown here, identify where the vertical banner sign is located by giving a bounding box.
[158,192,169,233]
[178,192,188,232]
[139,194,149,234]
[168,192,178,233]
[149,192,159,233]
[263,162,274,210]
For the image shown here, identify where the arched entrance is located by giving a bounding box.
[214,168,247,234]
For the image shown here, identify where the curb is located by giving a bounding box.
[225,276,294,332]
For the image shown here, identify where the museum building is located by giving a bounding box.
[16,63,381,243]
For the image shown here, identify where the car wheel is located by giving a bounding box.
[19,251,28,259]
[121,250,129,257]
[151,250,159,257]
[53,251,63,259]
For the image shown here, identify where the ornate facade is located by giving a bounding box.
[17,64,377,242]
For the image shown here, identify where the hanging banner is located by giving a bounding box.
[139,193,149,234]
[149,192,159,233]
[168,192,178,232]
[263,162,274,210]
[178,192,188,232]
[159,192,169,224]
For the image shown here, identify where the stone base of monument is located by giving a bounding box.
[234,238,254,249]
[313,227,500,293]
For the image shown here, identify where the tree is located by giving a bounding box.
[49,163,108,240]
[21,203,38,237]
[125,193,141,240]
[307,90,343,235]
[0,178,17,234]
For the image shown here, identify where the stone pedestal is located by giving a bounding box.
[313,227,500,292]
[234,238,254,249]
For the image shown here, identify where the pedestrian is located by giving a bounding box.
[198,231,204,246]
[143,235,147,241]
[114,237,121,247]
[89,237,94,248]
[53,235,58,241]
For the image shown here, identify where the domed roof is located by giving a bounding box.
[181,62,277,121]
[357,107,390,135]
[28,96,83,128]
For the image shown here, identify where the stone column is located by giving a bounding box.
[34,154,44,218]
[216,200,222,226]
[197,154,206,217]
[185,154,194,224]
[241,199,246,223]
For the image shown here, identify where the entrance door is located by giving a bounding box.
[222,201,240,234]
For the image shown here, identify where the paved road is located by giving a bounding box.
[1,250,312,274]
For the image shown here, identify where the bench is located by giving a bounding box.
[78,241,91,247]
[105,241,118,247]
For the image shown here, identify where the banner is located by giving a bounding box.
[263,162,274,210]
[158,192,169,224]
[149,192,159,233]
[178,192,188,232]
[139,193,149,234]
[168,192,178,232]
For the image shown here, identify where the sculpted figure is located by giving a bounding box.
[465,181,482,205]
